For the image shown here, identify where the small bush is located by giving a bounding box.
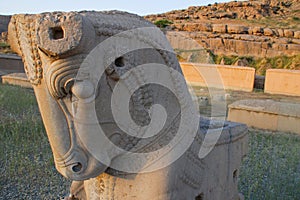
[292,16,300,21]
[154,19,173,28]
[0,42,10,48]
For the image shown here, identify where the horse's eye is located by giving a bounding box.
[114,57,125,68]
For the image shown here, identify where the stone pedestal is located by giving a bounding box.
[72,118,248,200]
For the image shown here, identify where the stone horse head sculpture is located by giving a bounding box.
[8,11,248,200]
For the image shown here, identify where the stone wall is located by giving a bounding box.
[1,73,31,88]
[166,29,300,58]
[265,69,300,96]
[146,0,300,58]
[180,62,255,92]
[228,99,300,134]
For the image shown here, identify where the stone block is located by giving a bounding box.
[183,23,198,32]
[198,23,212,32]
[263,28,274,36]
[212,24,227,33]
[291,39,300,45]
[227,24,248,34]
[277,29,284,37]
[166,31,203,50]
[1,73,32,88]
[209,38,224,49]
[252,26,263,35]
[284,29,294,38]
[198,118,248,200]
[228,99,300,134]
[265,69,300,96]
[287,44,300,51]
[272,29,279,37]
[266,48,282,57]
[180,62,255,92]
[294,31,300,39]
[248,27,253,35]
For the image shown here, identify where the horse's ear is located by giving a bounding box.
[8,16,22,56]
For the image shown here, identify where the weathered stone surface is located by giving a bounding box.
[212,24,227,33]
[1,72,32,88]
[292,39,300,45]
[209,38,224,49]
[284,29,294,38]
[272,43,288,51]
[272,29,279,37]
[198,23,212,32]
[263,28,274,36]
[227,24,248,34]
[8,11,248,200]
[182,23,213,32]
[228,99,300,134]
[165,22,300,58]
[287,44,300,51]
[146,0,300,58]
[145,0,299,22]
[265,69,300,96]
[180,62,255,92]
[252,26,263,35]
[294,31,300,39]
[277,29,284,37]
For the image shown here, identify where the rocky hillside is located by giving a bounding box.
[145,0,300,73]
[146,0,300,24]
[0,2,299,74]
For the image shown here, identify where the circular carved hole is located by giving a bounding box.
[114,57,125,67]
[72,163,82,173]
[51,27,64,40]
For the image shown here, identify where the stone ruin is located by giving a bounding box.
[8,11,248,200]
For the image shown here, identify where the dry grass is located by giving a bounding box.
[0,84,299,199]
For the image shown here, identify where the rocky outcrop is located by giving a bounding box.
[145,0,299,21]
[166,25,300,58]
[145,0,300,58]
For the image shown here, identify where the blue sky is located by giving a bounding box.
[0,0,231,16]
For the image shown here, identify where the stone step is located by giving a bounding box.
[1,73,32,88]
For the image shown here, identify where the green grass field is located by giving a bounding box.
[0,84,70,199]
[0,84,299,199]
[239,130,300,199]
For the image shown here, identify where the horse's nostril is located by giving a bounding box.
[72,163,82,173]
